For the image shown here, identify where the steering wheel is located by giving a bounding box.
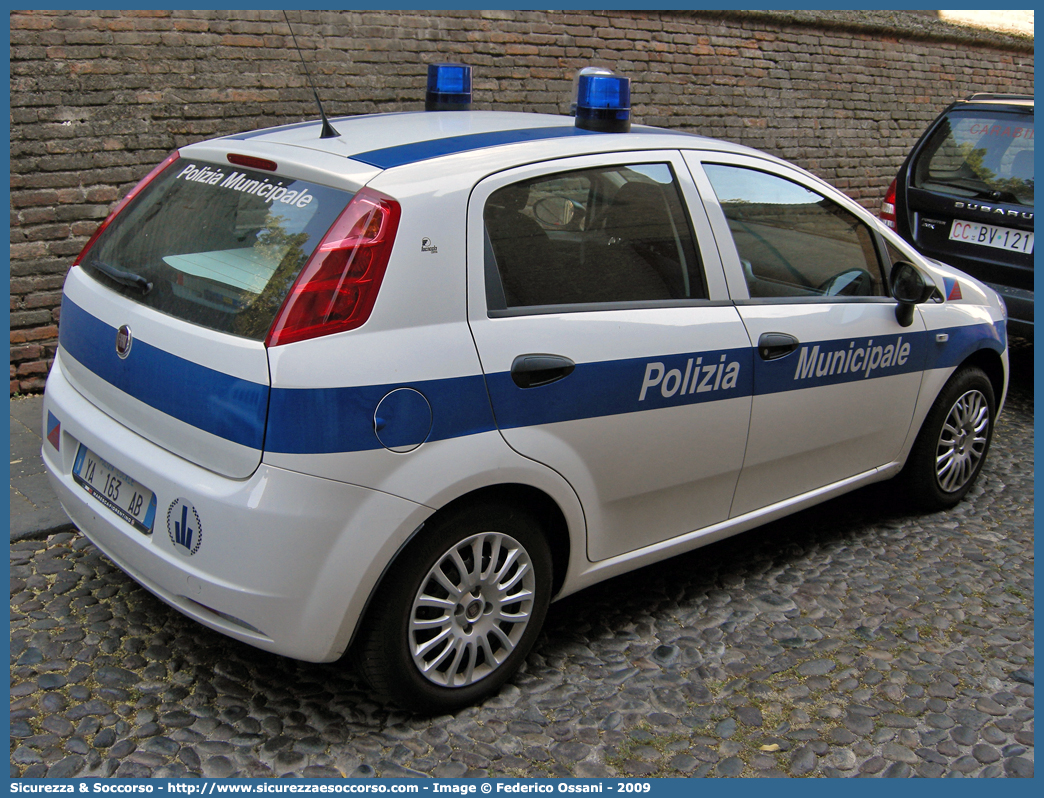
[818,268,871,297]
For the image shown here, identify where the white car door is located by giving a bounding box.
[687,154,927,517]
[467,152,753,562]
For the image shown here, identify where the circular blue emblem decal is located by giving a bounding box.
[167,498,202,556]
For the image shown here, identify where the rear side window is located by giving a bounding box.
[484,163,705,310]
[704,164,886,300]
[80,158,353,340]
[913,110,1034,207]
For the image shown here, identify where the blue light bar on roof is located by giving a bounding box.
[574,71,631,133]
[426,63,472,111]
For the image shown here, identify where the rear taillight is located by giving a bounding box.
[880,178,897,229]
[227,153,277,172]
[265,187,401,347]
[73,150,181,266]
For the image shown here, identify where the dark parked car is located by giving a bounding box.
[882,94,1034,339]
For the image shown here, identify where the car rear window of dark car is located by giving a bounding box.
[913,110,1034,207]
[80,158,353,340]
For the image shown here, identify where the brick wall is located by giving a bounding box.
[9,9,1034,394]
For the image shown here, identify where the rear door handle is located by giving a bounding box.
[758,332,799,361]
[510,354,576,388]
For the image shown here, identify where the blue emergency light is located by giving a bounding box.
[574,71,631,133]
[425,63,473,111]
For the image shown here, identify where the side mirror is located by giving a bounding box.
[890,261,935,327]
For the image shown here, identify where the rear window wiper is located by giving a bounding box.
[985,189,1024,205]
[89,260,153,295]
[938,178,1022,204]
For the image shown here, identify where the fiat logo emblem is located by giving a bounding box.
[115,325,133,359]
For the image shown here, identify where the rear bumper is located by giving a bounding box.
[984,282,1033,340]
[42,361,432,662]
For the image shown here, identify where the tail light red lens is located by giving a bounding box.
[73,150,181,267]
[265,187,401,347]
[880,178,898,229]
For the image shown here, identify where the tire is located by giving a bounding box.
[902,366,995,511]
[353,502,552,713]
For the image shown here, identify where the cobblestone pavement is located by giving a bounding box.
[11,350,1034,779]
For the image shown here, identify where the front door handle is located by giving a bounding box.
[758,332,799,361]
[510,354,576,389]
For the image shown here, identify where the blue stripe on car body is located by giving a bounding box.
[755,330,928,396]
[931,318,1006,367]
[264,377,497,455]
[59,298,270,451]
[484,346,754,432]
[59,300,1004,455]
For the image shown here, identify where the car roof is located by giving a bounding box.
[955,93,1034,110]
[208,110,771,173]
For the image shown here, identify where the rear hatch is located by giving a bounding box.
[58,151,356,478]
[901,104,1034,296]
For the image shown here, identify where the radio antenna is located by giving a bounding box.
[283,10,340,139]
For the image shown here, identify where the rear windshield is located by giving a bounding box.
[80,158,353,340]
[913,109,1034,207]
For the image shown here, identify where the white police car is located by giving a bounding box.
[43,66,1008,712]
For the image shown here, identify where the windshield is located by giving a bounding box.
[913,109,1034,207]
[80,158,353,340]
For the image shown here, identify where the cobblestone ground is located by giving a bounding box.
[11,349,1034,779]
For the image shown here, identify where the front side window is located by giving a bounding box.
[484,163,705,309]
[913,110,1034,207]
[704,164,886,299]
[81,158,353,340]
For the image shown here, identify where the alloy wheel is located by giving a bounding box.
[935,388,990,493]
[408,531,536,688]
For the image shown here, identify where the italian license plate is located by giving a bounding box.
[72,445,157,534]
[949,219,1034,254]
